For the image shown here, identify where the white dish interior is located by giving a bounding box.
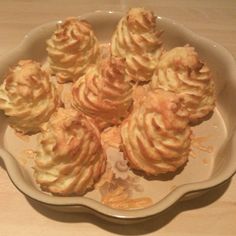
[0,11,236,222]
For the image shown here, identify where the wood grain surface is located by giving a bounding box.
[0,1,236,235]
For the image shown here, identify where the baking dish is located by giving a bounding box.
[0,10,236,224]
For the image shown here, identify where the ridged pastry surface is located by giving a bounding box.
[47,17,99,83]
[34,108,106,196]
[72,57,133,129]
[151,46,215,123]
[0,60,60,134]
[121,89,191,176]
[111,8,163,82]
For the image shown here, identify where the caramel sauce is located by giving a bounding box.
[191,135,214,154]
[190,134,214,165]
[101,185,153,210]
[189,150,197,159]
[202,157,210,165]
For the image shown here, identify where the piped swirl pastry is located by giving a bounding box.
[47,17,99,83]
[34,108,106,196]
[111,8,163,82]
[121,89,191,176]
[151,46,215,123]
[72,57,133,129]
[0,60,60,134]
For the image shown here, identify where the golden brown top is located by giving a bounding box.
[72,57,133,129]
[47,17,99,83]
[151,46,215,123]
[111,8,163,82]
[0,60,60,134]
[34,108,106,196]
[121,89,191,175]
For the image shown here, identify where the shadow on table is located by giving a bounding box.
[26,180,231,235]
[0,157,5,170]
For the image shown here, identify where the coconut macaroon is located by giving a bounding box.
[34,108,106,196]
[111,8,163,82]
[121,89,191,176]
[72,57,133,129]
[151,46,215,124]
[0,60,60,134]
[47,17,99,83]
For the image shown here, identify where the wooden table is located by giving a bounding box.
[0,1,236,235]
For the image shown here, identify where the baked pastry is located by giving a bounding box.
[0,60,60,134]
[111,8,163,82]
[47,17,99,83]
[121,89,191,176]
[151,46,215,123]
[34,108,106,196]
[72,57,133,129]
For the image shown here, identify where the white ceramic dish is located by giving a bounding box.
[0,10,236,224]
